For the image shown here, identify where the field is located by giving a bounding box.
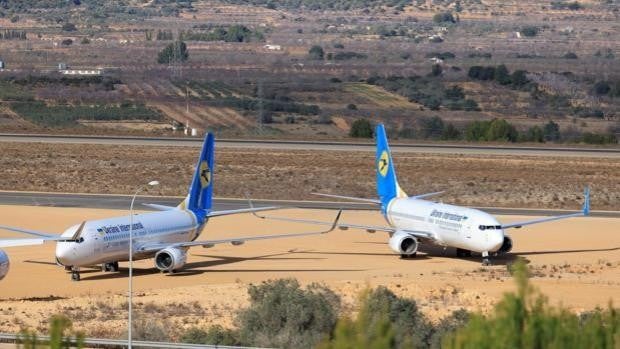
[0,205,618,339]
[0,142,618,210]
[0,0,617,141]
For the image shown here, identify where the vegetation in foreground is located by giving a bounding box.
[17,260,619,348]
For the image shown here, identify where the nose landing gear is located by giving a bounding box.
[481,251,492,266]
[70,268,81,281]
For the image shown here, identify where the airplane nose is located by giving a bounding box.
[489,230,504,250]
[55,242,76,266]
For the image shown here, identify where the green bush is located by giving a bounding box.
[443,260,620,349]
[520,26,539,37]
[180,325,240,345]
[237,279,340,348]
[581,132,618,145]
[350,119,373,138]
[309,45,325,60]
[18,314,85,349]
[157,41,189,64]
[441,123,461,140]
[543,120,561,141]
[433,11,456,23]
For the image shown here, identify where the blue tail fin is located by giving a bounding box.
[582,186,590,215]
[180,133,214,222]
[375,124,406,213]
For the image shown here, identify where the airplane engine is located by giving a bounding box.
[0,249,9,281]
[498,236,513,254]
[154,247,187,272]
[388,231,419,256]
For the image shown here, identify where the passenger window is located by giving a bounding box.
[479,225,485,230]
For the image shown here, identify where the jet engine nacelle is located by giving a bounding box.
[0,249,9,281]
[388,231,419,256]
[154,247,187,272]
[498,236,513,254]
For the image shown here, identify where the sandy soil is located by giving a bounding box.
[0,205,618,338]
[0,142,618,210]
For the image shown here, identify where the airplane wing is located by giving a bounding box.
[136,210,343,253]
[0,236,80,248]
[311,190,444,203]
[0,225,57,238]
[501,187,590,230]
[250,210,433,240]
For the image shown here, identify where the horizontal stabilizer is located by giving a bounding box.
[207,206,279,218]
[411,191,445,200]
[143,203,177,211]
[311,192,381,204]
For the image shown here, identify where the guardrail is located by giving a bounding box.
[0,333,269,349]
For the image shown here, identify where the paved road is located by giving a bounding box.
[0,191,617,218]
[1,134,618,158]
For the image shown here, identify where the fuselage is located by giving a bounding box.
[385,197,505,253]
[55,209,204,267]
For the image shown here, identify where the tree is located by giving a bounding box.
[308,45,325,60]
[62,23,77,32]
[543,120,560,141]
[441,123,461,140]
[181,326,239,345]
[420,116,445,139]
[157,41,189,64]
[525,126,544,142]
[520,26,539,37]
[433,12,456,23]
[593,81,611,95]
[511,70,529,87]
[485,119,518,142]
[349,119,373,138]
[494,64,511,85]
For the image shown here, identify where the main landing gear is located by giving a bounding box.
[456,248,472,258]
[102,261,119,272]
[400,252,417,259]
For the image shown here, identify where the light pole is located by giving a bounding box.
[128,180,159,349]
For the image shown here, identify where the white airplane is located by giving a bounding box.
[254,123,590,265]
[0,133,339,281]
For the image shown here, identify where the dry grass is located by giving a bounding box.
[0,142,618,209]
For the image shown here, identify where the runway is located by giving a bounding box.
[0,191,618,217]
[1,133,619,158]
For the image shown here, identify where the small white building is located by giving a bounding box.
[60,69,103,76]
[264,44,282,51]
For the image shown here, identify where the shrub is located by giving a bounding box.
[347,103,358,110]
[349,118,373,138]
[563,52,578,59]
[420,116,445,139]
[431,64,443,77]
[442,260,620,349]
[308,45,325,60]
[319,286,432,348]
[486,118,518,142]
[62,23,77,31]
[593,81,611,95]
[181,326,239,345]
[581,132,618,144]
[441,123,461,140]
[237,279,340,349]
[520,26,539,37]
[157,41,189,64]
[494,64,511,85]
[524,126,544,142]
[433,11,456,23]
[61,39,73,46]
[543,120,561,141]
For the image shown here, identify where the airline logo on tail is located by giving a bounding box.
[378,151,390,177]
[199,161,211,188]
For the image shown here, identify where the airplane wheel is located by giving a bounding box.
[71,271,81,282]
[110,262,119,272]
[482,258,492,266]
[456,248,472,258]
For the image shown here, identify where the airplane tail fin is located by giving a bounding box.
[582,186,590,215]
[179,133,214,222]
[375,124,406,213]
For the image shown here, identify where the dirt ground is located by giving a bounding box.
[0,205,618,339]
[0,142,618,210]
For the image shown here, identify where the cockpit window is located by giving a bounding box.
[479,225,502,230]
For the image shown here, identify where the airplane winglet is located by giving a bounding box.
[582,186,590,216]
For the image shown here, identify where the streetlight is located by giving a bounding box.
[128,180,159,349]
